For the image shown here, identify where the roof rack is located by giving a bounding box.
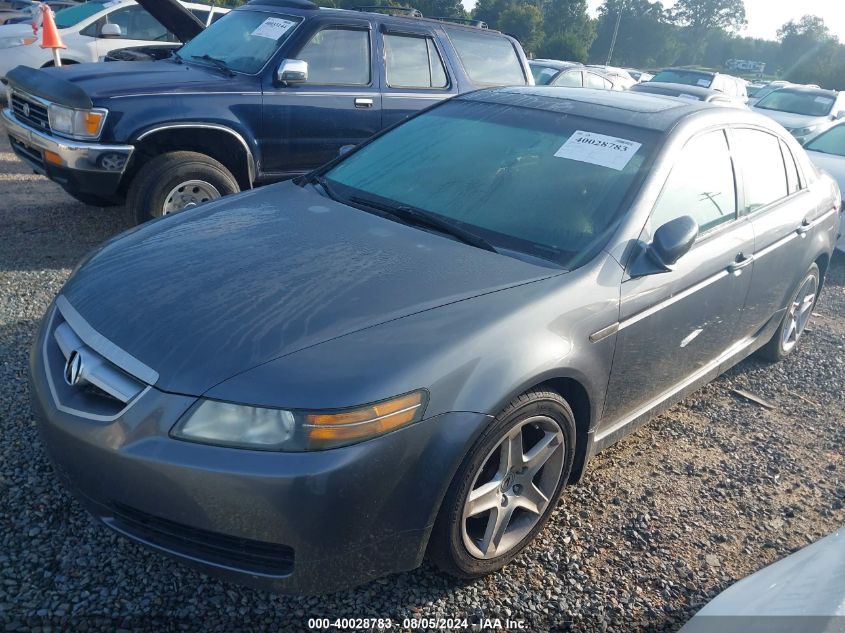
[430,16,488,28]
[353,5,423,17]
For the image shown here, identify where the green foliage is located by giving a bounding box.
[672,0,746,32]
[589,0,678,67]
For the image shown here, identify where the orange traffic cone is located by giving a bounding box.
[39,3,66,67]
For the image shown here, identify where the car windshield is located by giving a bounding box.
[530,64,561,86]
[805,124,845,158]
[54,0,106,28]
[756,89,836,117]
[651,70,713,88]
[323,98,657,268]
[176,10,301,74]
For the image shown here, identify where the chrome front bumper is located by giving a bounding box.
[2,107,134,175]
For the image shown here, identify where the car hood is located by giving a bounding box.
[135,0,205,42]
[807,150,845,194]
[61,182,559,396]
[679,527,845,632]
[0,23,32,40]
[39,60,235,100]
[752,108,826,131]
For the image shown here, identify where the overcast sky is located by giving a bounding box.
[460,0,845,42]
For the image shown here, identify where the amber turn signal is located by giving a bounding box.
[304,391,426,448]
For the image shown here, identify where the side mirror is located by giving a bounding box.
[834,110,845,120]
[100,23,122,38]
[650,215,699,267]
[275,59,307,85]
[338,144,356,157]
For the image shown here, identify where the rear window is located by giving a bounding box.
[445,29,525,86]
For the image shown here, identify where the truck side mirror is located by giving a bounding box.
[276,59,308,86]
[100,23,122,38]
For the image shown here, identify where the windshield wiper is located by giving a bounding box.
[349,195,499,254]
[302,173,339,200]
[190,54,234,77]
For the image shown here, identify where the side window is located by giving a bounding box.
[445,28,525,86]
[102,6,175,42]
[732,129,789,212]
[651,130,737,234]
[584,72,607,90]
[552,70,582,87]
[780,140,801,194]
[190,9,210,26]
[384,33,447,89]
[298,27,370,86]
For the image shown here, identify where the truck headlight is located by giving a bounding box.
[47,103,108,140]
[172,390,427,451]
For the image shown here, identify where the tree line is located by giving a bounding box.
[224,0,845,89]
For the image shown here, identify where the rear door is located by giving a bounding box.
[733,128,819,333]
[379,25,457,128]
[261,19,382,176]
[602,129,755,426]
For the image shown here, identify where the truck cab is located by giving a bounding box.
[2,0,532,223]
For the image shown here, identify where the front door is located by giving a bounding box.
[602,129,755,427]
[261,21,382,177]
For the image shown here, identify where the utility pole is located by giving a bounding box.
[606,2,623,65]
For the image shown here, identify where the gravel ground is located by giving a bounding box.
[0,132,843,633]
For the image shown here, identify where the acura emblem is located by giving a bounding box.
[64,350,83,386]
[21,102,30,118]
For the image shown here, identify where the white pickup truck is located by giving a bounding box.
[0,0,227,80]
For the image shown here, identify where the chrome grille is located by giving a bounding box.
[11,90,50,132]
[43,296,158,420]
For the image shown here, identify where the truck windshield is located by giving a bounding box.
[324,98,657,268]
[176,10,302,74]
[54,1,106,28]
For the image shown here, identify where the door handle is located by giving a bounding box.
[354,97,374,108]
[727,253,753,275]
[796,218,812,237]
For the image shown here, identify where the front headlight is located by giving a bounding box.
[172,390,427,451]
[793,125,819,138]
[0,37,27,49]
[47,103,108,140]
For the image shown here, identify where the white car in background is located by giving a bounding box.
[804,121,845,250]
[587,64,637,89]
[752,86,845,143]
[0,0,227,80]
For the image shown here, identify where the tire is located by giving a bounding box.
[67,192,120,208]
[429,389,576,579]
[756,263,820,362]
[126,151,239,224]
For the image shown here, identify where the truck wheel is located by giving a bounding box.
[428,389,575,579]
[127,151,240,224]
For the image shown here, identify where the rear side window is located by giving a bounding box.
[780,140,801,194]
[299,27,370,86]
[445,29,525,86]
[584,72,610,90]
[733,129,789,211]
[651,130,737,234]
[552,71,582,87]
[384,33,447,89]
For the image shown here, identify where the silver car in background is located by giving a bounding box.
[804,121,845,250]
[753,86,845,143]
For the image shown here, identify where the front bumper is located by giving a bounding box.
[2,107,133,197]
[29,301,489,594]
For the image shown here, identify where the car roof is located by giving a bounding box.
[633,82,719,97]
[457,86,771,133]
[657,67,717,77]
[772,86,838,97]
[242,0,507,34]
[530,59,582,69]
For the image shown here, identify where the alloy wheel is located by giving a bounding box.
[781,273,818,353]
[461,416,565,560]
[162,180,221,215]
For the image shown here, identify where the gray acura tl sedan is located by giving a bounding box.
[30,88,841,594]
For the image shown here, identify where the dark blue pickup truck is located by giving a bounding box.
[2,0,532,222]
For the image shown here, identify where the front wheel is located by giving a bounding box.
[429,390,576,579]
[126,151,240,224]
[757,263,820,362]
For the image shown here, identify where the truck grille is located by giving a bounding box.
[11,90,50,132]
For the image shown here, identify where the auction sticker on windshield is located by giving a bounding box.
[554,131,642,171]
[252,17,296,40]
